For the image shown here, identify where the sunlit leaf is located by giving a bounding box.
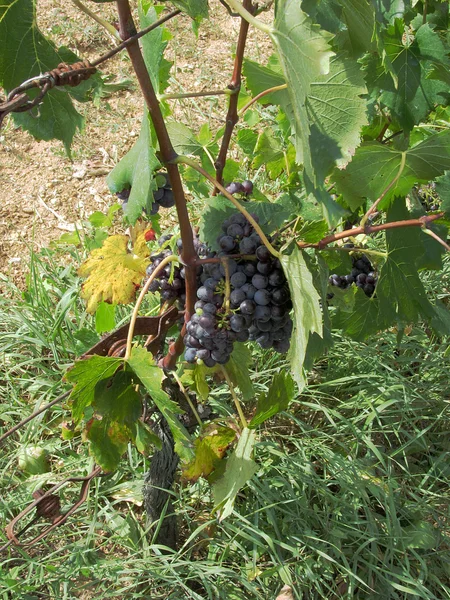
[249,372,294,428]
[182,425,236,482]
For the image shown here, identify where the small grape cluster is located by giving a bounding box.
[117,172,175,215]
[184,212,293,366]
[145,234,186,304]
[225,180,254,197]
[149,172,175,214]
[329,253,377,297]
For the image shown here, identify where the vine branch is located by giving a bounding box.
[116,0,197,369]
[297,213,445,250]
[214,0,253,189]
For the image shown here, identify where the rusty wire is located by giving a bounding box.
[0,9,181,127]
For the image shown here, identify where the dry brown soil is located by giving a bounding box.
[0,0,272,288]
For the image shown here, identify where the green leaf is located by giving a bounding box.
[237,129,259,157]
[378,22,449,131]
[199,196,291,250]
[243,58,287,105]
[296,220,329,243]
[226,343,255,402]
[192,362,210,401]
[133,420,162,454]
[403,521,437,550]
[166,121,204,155]
[182,425,236,482]
[86,419,129,472]
[337,0,376,56]
[252,130,287,179]
[139,4,172,95]
[85,370,145,471]
[127,347,194,462]
[169,0,208,21]
[333,288,380,340]
[333,131,450,211]
[107,113,160,223]
[0,0,102,151]
[271,0,333,172]
[212,428,257,521]
[65,356,122,423]
[249,372,294,428]
[281,247,323,389]
[95,302,116,334]
[435,171,450,216]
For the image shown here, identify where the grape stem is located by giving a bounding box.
[71,0,120,40]
[221,258,232,315]
[219,366,248,428]
[324,246,388,259]
[297,213,445,249]
[422,226,450,252]
[214,0,254,190]
[172,372,203,427]
[124,255,179,361]
[175,155,280,258]
[224,0,271,33]
[238,84,288,116]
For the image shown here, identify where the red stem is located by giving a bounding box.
[116,0,197,368]
[297,213,445,250]
[213,0,253,191]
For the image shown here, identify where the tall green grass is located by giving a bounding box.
[0,245,449,599]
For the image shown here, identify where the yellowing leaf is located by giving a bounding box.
[78,235,148,313]
[130,220,153,259]
[182,425,236,482]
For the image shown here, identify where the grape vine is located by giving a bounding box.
[1,0,450,542]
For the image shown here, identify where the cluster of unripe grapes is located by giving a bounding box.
[144,210,293,367]
[329,253,377,297]
[117,171,175,215]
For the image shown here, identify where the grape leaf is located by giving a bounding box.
[212,427,257,522]
[133,420,162,455]
[192,362,211,401]
[249,372,294,428]
[333,130,450,211]
[333,288,380,340]
[296,220,329,243]
[281,246,323,389]
[168,0,208,20]
[271,0,333,174]
[127,347,194,462]
[65,355,122,423]
[226,343,255,402]
[377,22,449,131]
[107,113,160,223]
[85,370,143,471]
[243,58,287,105]
[95,302,116,334]
[303,253,333,369]
[78,235,148,313]
[182,425,236,482]
[199,196,292,250]
[337,0,376,56]
[166,122,205,155]
[107,5,171,221]
[0,0,101,152]
[376,198,445,325]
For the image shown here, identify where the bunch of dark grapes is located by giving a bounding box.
[116,171,175,215]
[145,234,186,305]
[329,253,377,297]
[184,212,293,366]
[149,172,175,214]
[225,180,254,197]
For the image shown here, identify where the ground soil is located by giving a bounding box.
[0,0,272,289]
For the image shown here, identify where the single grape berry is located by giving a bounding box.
[241,180,253,195]
[226,182,244,195]
[219,236,236,252]
[256,245,270,262]
[252,274,268,290]
[230,271,247,289]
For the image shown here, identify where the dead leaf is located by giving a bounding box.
[78,234,148,313]
[276,585,294,600]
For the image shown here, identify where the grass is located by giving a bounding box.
[1,240,450,599]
